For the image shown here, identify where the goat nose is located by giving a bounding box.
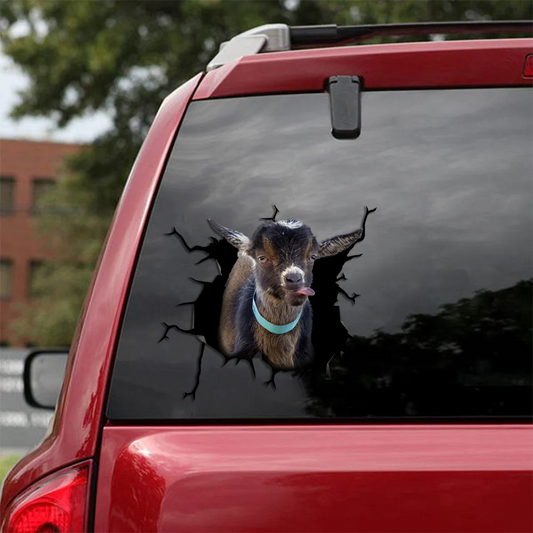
[285,274,302,285]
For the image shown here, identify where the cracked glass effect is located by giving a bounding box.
[107,89,532,420]
[158,205,375,398]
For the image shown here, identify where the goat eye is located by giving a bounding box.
[310,255,317,261]
[258,256,268,263]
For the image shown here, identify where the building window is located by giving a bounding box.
[0,259,13,300]
[29,260,46,299]
[32,178,56,214]
[0,176,15,216]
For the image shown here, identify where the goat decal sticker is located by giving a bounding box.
[160,205,375,398]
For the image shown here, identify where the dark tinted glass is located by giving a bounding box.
[107,89,532,420]
[0,259,13,300]
[0,176,15,216]
[31,178,56,215]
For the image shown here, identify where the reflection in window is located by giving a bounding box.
[29,260,46,299]
[0,259,13,299]
[302,278,532,418]
[32,178,56,215]
[0,176,15,216]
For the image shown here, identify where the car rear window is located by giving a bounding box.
[107,88,532,421]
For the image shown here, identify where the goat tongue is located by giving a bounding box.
[296,287,315,296]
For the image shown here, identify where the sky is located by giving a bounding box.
[0,50,112,144]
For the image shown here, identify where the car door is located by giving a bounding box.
[94,43,533,532]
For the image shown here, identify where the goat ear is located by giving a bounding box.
[318,229,363,258]
[208,219,250,251]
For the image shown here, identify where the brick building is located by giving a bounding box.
[0,139,82,346]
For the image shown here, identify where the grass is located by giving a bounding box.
[0,455,21,486]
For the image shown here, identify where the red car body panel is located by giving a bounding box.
[194,39,533,100]
[2,36,533,531]
[0,73,203,511]
[94,425,533,532]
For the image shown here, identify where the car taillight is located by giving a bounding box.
[2,462,90,533]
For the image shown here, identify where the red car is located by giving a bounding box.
[2,21,532,533]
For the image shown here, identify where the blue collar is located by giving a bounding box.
[252,294,302,334]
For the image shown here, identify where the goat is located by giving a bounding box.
[208,209,372,370]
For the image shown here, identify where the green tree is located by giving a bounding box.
[1,0,531,345]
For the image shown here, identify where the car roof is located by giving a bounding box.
[207,21,533,70]
[195,38,533,100]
